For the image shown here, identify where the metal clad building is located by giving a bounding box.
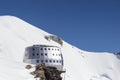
[23,45,63,71]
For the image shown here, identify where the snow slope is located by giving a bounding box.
[0,15,120,80]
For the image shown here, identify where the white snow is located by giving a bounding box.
[0,15,120,80]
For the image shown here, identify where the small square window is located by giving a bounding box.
[41,60,44,63]
[33,48,35,50]
[40,48,43,50]
[49,60,52,63]
[36,60,39,63]
[44,48,47,50]
[53,60,55,63]
[37,53,39,56]
[41,53,43,56]
[45,53,47,56]
[59,60,61,63]
[32,54,35,56]
[45,60,48,63]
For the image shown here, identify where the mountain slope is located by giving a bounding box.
[0,15,120,80]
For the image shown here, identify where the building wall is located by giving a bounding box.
[23,45,63,70]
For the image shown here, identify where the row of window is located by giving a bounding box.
[32,48,60,51]
[32,53,61,56]
[36,59,62,63]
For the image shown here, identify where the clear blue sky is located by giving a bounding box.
[0,0,120,53]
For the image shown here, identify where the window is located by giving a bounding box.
[53,60,55,63]
[52,54,54,56]
[36,60,39,63]
[33,48,35,50]
[45,53,47,56]
[40,48,43,50]
[48,48,50,50]
[44,48,47,50]
[57,60,58,63]
[49,60,52,63]
[45,60,48,63]
[59,54,61,56]
[41,60,43,63]
[58,49,59,51]
[37,53,39,56]
[41,53,43,56]
[32,54,35,56]
[59,60,61,63]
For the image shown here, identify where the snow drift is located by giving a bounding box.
[0,15,120,80]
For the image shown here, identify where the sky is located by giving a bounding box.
[0,0,120,53]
